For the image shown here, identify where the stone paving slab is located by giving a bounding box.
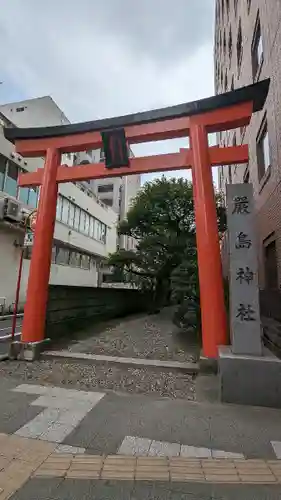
[43,350,199,373]
[117,435,245,459]
[12,384,104,444]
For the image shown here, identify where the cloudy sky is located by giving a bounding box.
[0,0,216,183]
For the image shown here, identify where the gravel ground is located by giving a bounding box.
[65,308,199,363]
[0,358,196,400]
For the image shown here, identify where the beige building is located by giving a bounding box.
[74,145,141,252]
[214,0,281,289]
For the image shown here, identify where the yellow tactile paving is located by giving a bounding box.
[34,453,281,484]
[2,432,281,499]
[0,433,56,500]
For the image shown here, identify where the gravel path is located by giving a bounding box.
[65,308,199,363]
[0,358,196,400]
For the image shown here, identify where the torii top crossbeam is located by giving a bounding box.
[4,79,270,359]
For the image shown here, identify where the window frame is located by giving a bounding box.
[256,117,271,182]
[263,234,278,290]
[237,20,243,75]
[251,14,263,81]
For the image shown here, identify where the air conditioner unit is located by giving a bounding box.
[2,197,22,222]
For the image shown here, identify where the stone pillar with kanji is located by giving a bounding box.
[226,183,262,356]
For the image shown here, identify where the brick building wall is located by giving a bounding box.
[214,0,281,289]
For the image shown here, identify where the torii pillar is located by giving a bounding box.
[4,78,270,360]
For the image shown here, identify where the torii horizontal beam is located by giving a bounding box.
[18,145,248,187]
[5,78,269,144]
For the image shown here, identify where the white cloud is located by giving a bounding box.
[0,0,216,183]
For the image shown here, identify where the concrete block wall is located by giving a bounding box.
[45,285,150,338]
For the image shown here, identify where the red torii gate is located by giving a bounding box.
[5,79,269,359]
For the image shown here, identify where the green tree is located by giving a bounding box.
[108,176,226,315]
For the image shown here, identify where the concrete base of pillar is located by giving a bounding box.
[219,345,281,408]
[199,351,218,374]
[9,339,50,362]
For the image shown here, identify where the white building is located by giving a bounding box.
[75,149,140,251]
[0,97,118,312]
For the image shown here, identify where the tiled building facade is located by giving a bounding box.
[214,0,281,289]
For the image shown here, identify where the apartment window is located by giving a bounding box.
[79,210,86,233]
[81,254,91,270]
[51,246,57,264]
[19,187,29,205]
[98,184,114,193]
[89,217,95,238]
[224,73,228,91]
[69,251,81,268]
[244,169,250,183]
[237,21,243,73]
[264,238,278,289]
[73,206,80,230]
[55,194,107,244]
[61,198,70,224]
[68,203,75,227]
[228,165,232,184]
[252,15,263,80]
[221,0,224,19]
[247,0,251,12]
[226,0,229,17]
[240,126,246,143]
[223,31,226,56]
[16,107,25,112]
[5,161,18,198]
[56,247,70,266]
[0,154,7,191]
[234,0,238,16]
[102,198,113,207]
[257,120,270,180]
[85,213,90,235]
[28,187,38,208]
[56,196,63,220]
[101,224,106,244]
[95,220,101,241]
[228,29,232,61]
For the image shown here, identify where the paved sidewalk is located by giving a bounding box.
[1,380,281,460]
[0,380,281,498]
[1,434,281,499]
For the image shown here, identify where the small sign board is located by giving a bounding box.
[101,128,129,169]
[226,183,262,356]
[24,230,34,248]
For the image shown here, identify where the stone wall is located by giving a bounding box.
[45,285,150,338]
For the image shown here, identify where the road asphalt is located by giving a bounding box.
[0,316,22,355]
